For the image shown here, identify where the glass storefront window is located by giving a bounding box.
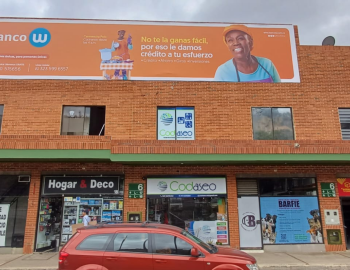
[0,175,30,248]
[259,178,317,196]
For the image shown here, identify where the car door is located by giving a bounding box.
[151,233,204,270]
[67,233,114,270]
[103,231,152,270]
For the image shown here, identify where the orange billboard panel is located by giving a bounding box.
[0,19,300,83]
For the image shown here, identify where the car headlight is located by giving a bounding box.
[246,264,259,270]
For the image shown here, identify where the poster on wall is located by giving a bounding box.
[157,108,176,140]
[260,197,323,245]
[337,178,350,197]
[0,19,299,82]
[0,204,10,246]
[158,107,195,140]
[186,220,228,245]
[176,107,195,140]
[238,197,262,248]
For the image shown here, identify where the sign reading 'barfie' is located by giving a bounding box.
[43,176,121,195]
[0,19,299,83]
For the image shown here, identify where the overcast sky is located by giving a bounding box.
[0,0,349,46]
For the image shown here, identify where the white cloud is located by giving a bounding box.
[0,0,349,45]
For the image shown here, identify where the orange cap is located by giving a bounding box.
[223,25,253,43]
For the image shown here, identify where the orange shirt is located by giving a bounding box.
[112,39,130,60]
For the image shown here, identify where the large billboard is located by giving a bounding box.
[0,19,300,82]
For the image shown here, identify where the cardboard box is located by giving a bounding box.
[71,220,97,234]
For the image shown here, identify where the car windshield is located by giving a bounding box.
[181,230,217,254]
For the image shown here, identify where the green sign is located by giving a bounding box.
[321,183,336,197]
[128,183,144,199]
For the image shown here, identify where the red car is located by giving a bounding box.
[59,222,259,270]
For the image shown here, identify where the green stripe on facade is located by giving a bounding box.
[1,150,350,163]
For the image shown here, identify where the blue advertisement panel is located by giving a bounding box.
[260,197,323,245]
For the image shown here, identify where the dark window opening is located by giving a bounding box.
[259,178,317,196]
[252,107,294,140]
[61,106,105,136]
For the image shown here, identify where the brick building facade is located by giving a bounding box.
[1,25,350,254]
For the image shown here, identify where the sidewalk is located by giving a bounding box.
[0,251,350,269]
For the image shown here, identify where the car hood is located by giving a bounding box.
[215,247,256,263]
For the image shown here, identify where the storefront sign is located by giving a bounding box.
[0,204,10,246]
[321,183,336,197]
[260,197,323,244]
[187,220,228,245]
[337,178,350,197]
[238,197,262,248]
[43,176,121,195]
[147,177,227,197]
[128,183,144,199]
[0,19,300,82]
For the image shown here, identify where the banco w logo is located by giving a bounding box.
[29,28,51,47]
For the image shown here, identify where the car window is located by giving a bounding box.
[113,233,148,253]
[153,233,193,256]
[76,234,113,251]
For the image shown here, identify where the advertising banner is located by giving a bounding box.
[260,197,323,245]
[186,220,228,245]
[176,107,195,140]
[337,178,350,197]
[147,177,227,197]
[157,108,176,140]
[0,204,10,246]
[0,19,299,82]
[43,176,122,195]
[158,107,195,140]
[238,197,262,248]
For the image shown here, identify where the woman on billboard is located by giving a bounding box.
[214,25,281,83]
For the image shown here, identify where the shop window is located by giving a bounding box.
[153,234,192,256]
[77,234,113,251]
[259,178,317,196]
[252,107,294,140]
[157,107,195,140]
[61,106,106,136]
[339,108,350,140]
[112,233,148,253]
[0,175,30,248]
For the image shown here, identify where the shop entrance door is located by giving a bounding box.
[341,198,350,249]
[238,196,262,249]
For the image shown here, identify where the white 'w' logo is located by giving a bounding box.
[32,34,48,43]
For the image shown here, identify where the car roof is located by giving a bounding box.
[77,222,184,234]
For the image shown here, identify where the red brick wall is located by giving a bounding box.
[0,162,347,253]
[1,47,350,141]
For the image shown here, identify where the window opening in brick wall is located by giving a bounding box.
[252,107,294,140]
[339,108,350,140]
[157,107,195,140]
[61,106,105,136]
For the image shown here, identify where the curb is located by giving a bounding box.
[260,266,350,270]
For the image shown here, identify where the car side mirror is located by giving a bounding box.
[191,248,200,257]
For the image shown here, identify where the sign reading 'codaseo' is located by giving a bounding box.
[147,177,227,198]
[43,176,121,195]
